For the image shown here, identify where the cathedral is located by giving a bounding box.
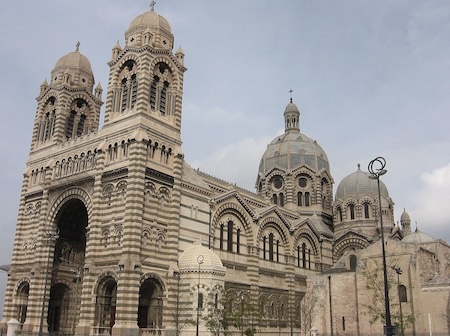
[1,5,450,336]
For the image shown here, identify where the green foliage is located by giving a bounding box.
[202,289,229,336]
[202,288,267,336]
[361,258,415,335]
[300,277,324,336]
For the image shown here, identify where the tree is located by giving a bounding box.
[202,288,229,336]
[362,258,415,336]
[166,271,196,336]
[228,290,267,336]
[203,288,266,336]
[300,276,324,336]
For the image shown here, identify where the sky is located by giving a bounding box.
[0,0,450,315]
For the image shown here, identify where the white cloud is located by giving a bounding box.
[189,134,278,191]
[410,163,450,240]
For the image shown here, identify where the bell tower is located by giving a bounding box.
[103,5,186,155]
[31,43,102,151]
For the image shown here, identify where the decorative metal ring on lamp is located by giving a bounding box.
[368,156,387,178]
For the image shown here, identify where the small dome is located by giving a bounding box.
[126,8,174,50]
[54,51,93,75]
[129,10,171,33]
[402,229,435,243]
[335,165,389,201]
[179,242,225,273]
[284,101,299,114]
[401,209,411,222]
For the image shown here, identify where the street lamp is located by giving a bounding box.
[392,266,404,336]
[71,267,82,336]
[196,255,204,336]
[368,157,395,336]
[240,292,245,336]
[38,227,59,336]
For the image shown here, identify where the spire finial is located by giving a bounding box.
[357,163,360,170]
[289,88,294,103]
[150,0,156,11]
[76,42,80,52]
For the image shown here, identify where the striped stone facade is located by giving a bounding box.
[2,6,450,336]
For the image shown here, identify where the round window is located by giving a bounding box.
[298,177,308,188]
[273,177,283,189]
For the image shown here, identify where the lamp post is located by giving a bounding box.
[71,267,82,336]
[393,266,404,336]
[196,255,204,336]
[368,157,394,336]
[38,227,60,336]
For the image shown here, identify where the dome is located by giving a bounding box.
[335,164,390,201]
[401,209,411,222]
[125,8,174,50]
[259,132,329,175]
[285,101,299,113]
[179,242,225,274]
[402,229,435,244]
[259,100,329,176]
[129,10,171,33]
[54,51,93,75]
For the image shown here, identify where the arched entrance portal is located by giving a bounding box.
[47,198,87,333]
[138,278,164,331]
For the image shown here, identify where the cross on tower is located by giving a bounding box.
[76,42,80,52]
[150,0,156,11]
[289,89,294,102]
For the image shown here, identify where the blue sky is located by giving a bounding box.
[1,0,450,314]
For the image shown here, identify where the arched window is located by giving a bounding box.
[38,97,56,143]
[219,224,224,250]
[16,282,29,323]
[349,204,355,220]
[302,243,306,268]
[297,246,301,267]
[279,193,284,206]
[160,81,169,116]
[227,221,233,252]
[297,192,303,206]
[337,207,343,222]
[305,192,310,207]
[149,63,173,116]
[66,111,76,139]
[272,194,278,205]
[116,60,138,113]
[276,240,280,262]
[150,76,158,111]
[269,233,274,261]
[263,236,266,259]
[120,78,129,112]
[349,255,357,270]
[399,285,407,303]
[236,228,241,254]
[198,292,204,310]
[77,114,86,137]
[130,74,138,109]
[364,203,370,219]
[43,110,56,141]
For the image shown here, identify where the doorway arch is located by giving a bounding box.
[138,277,164,330]
[46,197,88,333]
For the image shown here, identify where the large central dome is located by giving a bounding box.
[258,100,330,177]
